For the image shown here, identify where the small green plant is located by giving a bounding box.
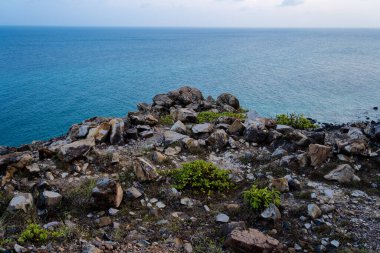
[168,160,233,194]
[159,115,174,125]
[18,223,67,244]
[243,185,280,210]
[276,113,316,129]
[197,111,246,123]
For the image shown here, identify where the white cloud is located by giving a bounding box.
[280,0,305,7]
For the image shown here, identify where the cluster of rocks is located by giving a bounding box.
[0,86,379,253]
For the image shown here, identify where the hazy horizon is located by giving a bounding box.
[1,0,380,28]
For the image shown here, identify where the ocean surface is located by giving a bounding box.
[1,27,380,147]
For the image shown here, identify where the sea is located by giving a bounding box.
[1,27,380,147]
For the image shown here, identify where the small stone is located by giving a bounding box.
[96,216,112,227]
[125,186,143,199]
[92,178,123,208]
[351,190,368,198]
[304,223,312,229]
[171,120,187,134]
[26,163,40,173]
[270,178,289,192]
[180,197,194,207]
[42,191,62,207]
[183,242,193,253]
[331,240,340,248]
[216,213,230,223]
[108,208,119,216]
[7,193,33,212]
[46,171,55,180]
[324,164,360,183]
[156,201,166,209]
[14,244,28,253]
[204,205,210,212]
[261,203,281,221]
[308,204,322,219]
[82,244,102,253]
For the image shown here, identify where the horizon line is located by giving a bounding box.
[1,25,380,29]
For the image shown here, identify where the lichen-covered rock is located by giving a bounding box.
[216,93,240,110]
[92,178,123,208]
[109,118,125,145]
[324,164,360,183]
[308,144,331,167]
[224,228,282,253]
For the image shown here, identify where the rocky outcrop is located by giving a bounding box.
[216,93,240,110]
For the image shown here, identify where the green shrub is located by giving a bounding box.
[243,185,280,210]
[169,160,233,194]
[197,111,246,123]
[276,113,316,129]
[159,115,174,125]
[18,223,67,244]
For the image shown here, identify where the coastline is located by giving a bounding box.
[0,86,379,252]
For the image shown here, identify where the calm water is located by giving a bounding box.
[1,27,380,147]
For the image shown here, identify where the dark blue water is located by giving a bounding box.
[1,27,380,147]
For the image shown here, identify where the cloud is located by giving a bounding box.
[280,0,305,7]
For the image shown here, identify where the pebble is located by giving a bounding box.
[215,213,230,223]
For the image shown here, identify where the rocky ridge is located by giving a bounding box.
[0,86,379,253]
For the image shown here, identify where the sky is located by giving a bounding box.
[0,0,379,28]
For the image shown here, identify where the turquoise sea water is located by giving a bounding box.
[1,27,380,147]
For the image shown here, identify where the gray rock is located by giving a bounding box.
[163,131,188,147]
[170,120,187,134]
[216,213,230,223]
[208,129,229,150]
[216,93,240,110]
[308,204,322,219]
[58,138,95,162]
[92,178,123,208]
[109,118,124,145]
[228,119,245,135]
[171,108,197,123]
[271,147,288,159]
[42,191,62,207]
[82,244,103,253]
[276,124,294,134]
[192,123,214,134]
[324,164,360,183]
[8,193,33,212]
[133,157,158,181]
[153,94,174,107]
[125,186,143,199]
[244,122,268,143]
[261,204,281,220]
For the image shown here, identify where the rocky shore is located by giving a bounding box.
[0,86,379,253]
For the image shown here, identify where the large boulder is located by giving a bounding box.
[92,178,123,208]
[224,228,282,253]
[308,144,331,167]
[170,108,197,123]
[216,93,240,110]
[335,138,368,156]
[324,164,360,183]
[58,138,95,162]
[109,118,125,145]
[167,86,204,106]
